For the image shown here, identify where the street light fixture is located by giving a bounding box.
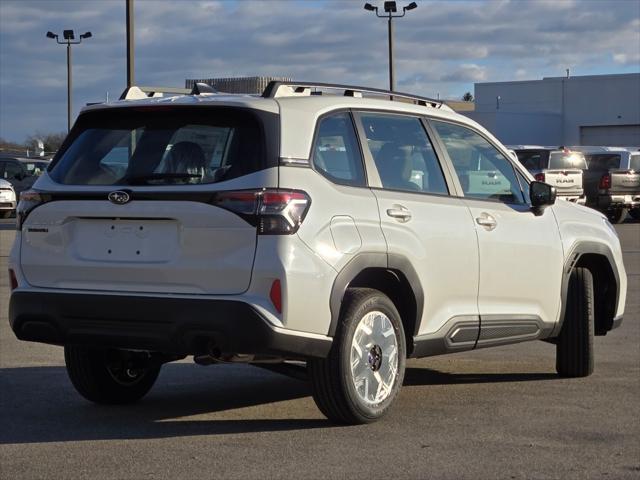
[364,1,418,92]
[46,29,92,132]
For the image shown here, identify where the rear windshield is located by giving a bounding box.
[585,153,621,171]
[514,150,549,171]
[548,151,587,170]
[630,154,640,171]
[49,107,275,185]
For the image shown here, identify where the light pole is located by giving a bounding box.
[364,1,417,92]
[46,30,92,132]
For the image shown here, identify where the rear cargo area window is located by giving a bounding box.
[49,107,271,185]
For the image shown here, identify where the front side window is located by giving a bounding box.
[630,154,640,171]
[432,120,525,204]
[358,113,448,194]
[311,112,366,187]
[49,107,268,186]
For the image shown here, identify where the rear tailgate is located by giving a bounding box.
[21,196,260,294]
[608,169,640,194]
[543,169,584,196]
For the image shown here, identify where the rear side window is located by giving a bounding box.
[358,113,448,194]
[49,107,271,186]
[630,154,640,171]
[432,120,525,204]
[311,112,366,187]
[585,154,621,171]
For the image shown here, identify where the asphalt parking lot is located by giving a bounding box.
[0,216,638,480]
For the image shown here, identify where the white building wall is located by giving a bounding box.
[466,73,640,147]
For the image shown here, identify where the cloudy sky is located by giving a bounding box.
[0,0,639,142]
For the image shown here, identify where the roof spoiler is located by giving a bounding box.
[119,83,217,100]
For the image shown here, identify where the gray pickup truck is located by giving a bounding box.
[573,147,640,223]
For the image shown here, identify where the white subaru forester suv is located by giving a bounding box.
[8,82,627,424]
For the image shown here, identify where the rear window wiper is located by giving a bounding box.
[122,173,202,185]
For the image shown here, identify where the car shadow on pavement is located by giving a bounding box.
[1,362,564,444]
[404,367,558,386]
[0,363,328,444]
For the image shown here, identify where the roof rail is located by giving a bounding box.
[262,81,444,108]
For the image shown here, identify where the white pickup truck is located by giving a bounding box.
[510,146,587,204]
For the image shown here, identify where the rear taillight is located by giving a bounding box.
[269,279,282,313]
[599,174,611,190]
[534,172,545,182]
[212,189,311,235]
[16,190,50,230]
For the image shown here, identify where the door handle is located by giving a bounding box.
[386,205,412,222]
[475,212,497,231]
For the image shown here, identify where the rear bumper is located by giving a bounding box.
[598,193,640,209]
[8,290,331,359]
[558,194,586,205]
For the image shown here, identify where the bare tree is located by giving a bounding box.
[24,131,67,155]
[462,92,474,102]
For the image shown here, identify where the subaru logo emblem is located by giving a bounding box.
[108,191,130,205]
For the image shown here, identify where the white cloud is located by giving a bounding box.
[0,0,638,141]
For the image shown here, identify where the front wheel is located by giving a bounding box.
[1,211,12,219]
[629,209,640,221]
[64,346,161,404]
[308,288,406,424]
[556,267,594,377]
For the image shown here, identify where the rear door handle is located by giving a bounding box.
[475,212,497,231]
[386,205,412,223]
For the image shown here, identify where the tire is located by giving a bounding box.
[64,346,161,404]
[556,267,594,378]
[607,208,627,224]
[308,288,406,424]
[629,209,640,221]
[1,211,12,219]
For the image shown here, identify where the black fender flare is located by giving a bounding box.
[328,252,424,337]
[554,241,620,337]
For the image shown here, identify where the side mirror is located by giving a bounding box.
[530,181,556,211]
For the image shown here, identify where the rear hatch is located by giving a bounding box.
[19,105,278,294]
[543,151,586,196]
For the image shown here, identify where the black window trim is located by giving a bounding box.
[425,117,529,206]
[307,108,369,189]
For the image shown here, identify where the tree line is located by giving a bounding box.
[0,132,66,157]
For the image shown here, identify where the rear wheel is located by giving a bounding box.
[64,346,161,404]
[556,267,594,378]
[607,208,627,224]
[308,288,406,424]
[629,209,640,221]
[1,211,12,219]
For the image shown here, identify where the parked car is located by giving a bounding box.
[0,156,37,195]
[509,146,587,204]
[571,146,640,223]
[8,82,626,424]
[0,179,16,218]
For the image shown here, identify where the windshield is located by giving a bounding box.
[548,151,587,170]
[49,107,271,186]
